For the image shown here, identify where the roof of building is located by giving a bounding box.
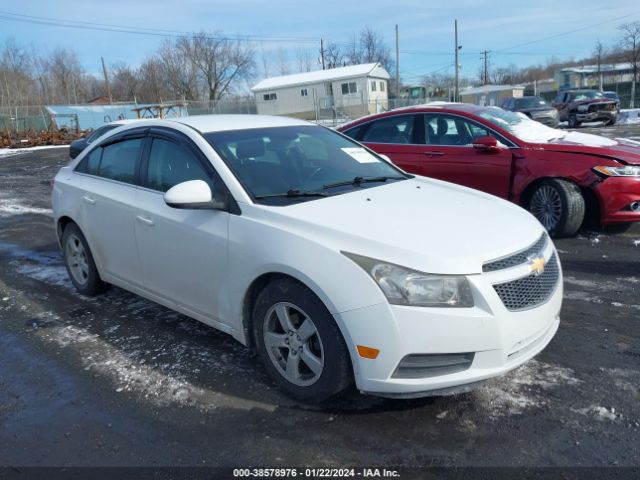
[460,85,525,96]
[45,104,156,130]
[558,62,633,74]
[252,63,390,91]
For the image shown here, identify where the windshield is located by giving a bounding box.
[477,107,564,143]
[572,91,604,101]
[515,97,549,109]
[204,125,408,205]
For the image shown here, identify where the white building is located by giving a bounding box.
[251,63,390,120]
[460,85,525,106]
[555,62,635,90]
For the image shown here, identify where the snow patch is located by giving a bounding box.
[0,199,52,217]
[42,324,275,412]
[573,405,620,421]
[0,145,69,158]
[474,359,581,418]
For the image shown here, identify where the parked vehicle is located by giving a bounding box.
[602,91,621,112]
[52,115,561,402]
[552,89,617,127]
[501,96,559,127]
[68,120,137,159]
[338,104,640,237]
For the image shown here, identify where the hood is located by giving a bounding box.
[517,106,556,113]
[536,134,640,165]
[262,177,544,275]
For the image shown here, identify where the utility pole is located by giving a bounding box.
[395,24,400,99]
[320,38,325,70]
[482,50,491,85]
[101,57,112,104]
[454,20,459,102]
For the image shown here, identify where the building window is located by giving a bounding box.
[263,93,277,101]
[341,82,357,95]
[301,88,308,97]
[371,81,377,92]
[380,81,385,92]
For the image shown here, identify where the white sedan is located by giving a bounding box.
[51,115,562,402]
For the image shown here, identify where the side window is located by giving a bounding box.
[145,138,212,193]
[342,124,366,141]
[97,138,141,184]
[425,115,478,146]
[86,125,114,144]
[361,115,415,144]
[76,147,102,175]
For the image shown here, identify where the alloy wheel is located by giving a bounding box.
[263,302,324,387]
[65,234,89,285]
[530,185,563,231]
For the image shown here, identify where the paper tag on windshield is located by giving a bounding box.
[341,147,379,163]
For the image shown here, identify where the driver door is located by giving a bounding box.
[419,113,513,199]
[133,129,230,326]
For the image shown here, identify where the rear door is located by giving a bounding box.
[74,131,145,287]
[133,128,230,325]
[347,113,424,171]
[419,113,514,198]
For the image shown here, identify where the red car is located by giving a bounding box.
[338,104,640,237]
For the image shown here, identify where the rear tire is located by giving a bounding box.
[252,279,353,403]
[62,223,109,296]
[527,179,585,238]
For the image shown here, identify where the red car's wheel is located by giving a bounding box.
[528,179,585,238]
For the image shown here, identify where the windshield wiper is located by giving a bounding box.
[323,175,407,190]
[254,189,328,200]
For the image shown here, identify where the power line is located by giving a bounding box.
[0,10,321,44]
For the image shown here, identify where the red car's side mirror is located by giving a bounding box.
[472,135,500,152]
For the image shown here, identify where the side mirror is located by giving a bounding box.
[472,135,500,152]
[164,180,224,210]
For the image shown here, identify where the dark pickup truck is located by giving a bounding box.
[552,89,617,127]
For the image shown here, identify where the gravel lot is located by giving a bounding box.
[0,126,639,469]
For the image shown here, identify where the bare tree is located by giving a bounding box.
[157,39,199,100]
[110,62,139,101]
[137,58,171,103]
[618,21,640,108]
[295,48,313,72]
[276,47,290,75]
[180,31,255,107]
[323,41,344,69]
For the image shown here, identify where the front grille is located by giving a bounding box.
[392,353,474,379]
[483,233,548,272]
[493,253,560,311]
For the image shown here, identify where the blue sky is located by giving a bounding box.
[1,0,639,87]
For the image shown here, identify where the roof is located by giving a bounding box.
[169,114,313,132]
[252,63,389,91]
[559,62,633,74]
[460,85,525,96]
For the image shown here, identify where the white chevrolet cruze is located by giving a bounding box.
[52,115,562,402]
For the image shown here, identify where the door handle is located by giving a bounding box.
[82,195,96,205]
[424,151,445,157]
[136,215,155,227]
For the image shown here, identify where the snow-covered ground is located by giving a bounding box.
[0,145,69,158]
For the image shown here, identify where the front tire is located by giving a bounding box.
[253,279,353,403]
[527,179,585,238]
[568,114,581,128]
[62,223,109,295]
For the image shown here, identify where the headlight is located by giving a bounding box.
[593,165,640,177]
[577,104,588,112]
[343,252,474,308]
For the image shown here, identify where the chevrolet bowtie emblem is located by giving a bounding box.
[528,256,546,276]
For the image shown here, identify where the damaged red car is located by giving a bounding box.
[338,104,640,237]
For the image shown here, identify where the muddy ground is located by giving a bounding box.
[0,127,639,469]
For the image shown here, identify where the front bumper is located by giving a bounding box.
[335,243,562,397]
[576,111,616,123]
[594,176,640,224]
